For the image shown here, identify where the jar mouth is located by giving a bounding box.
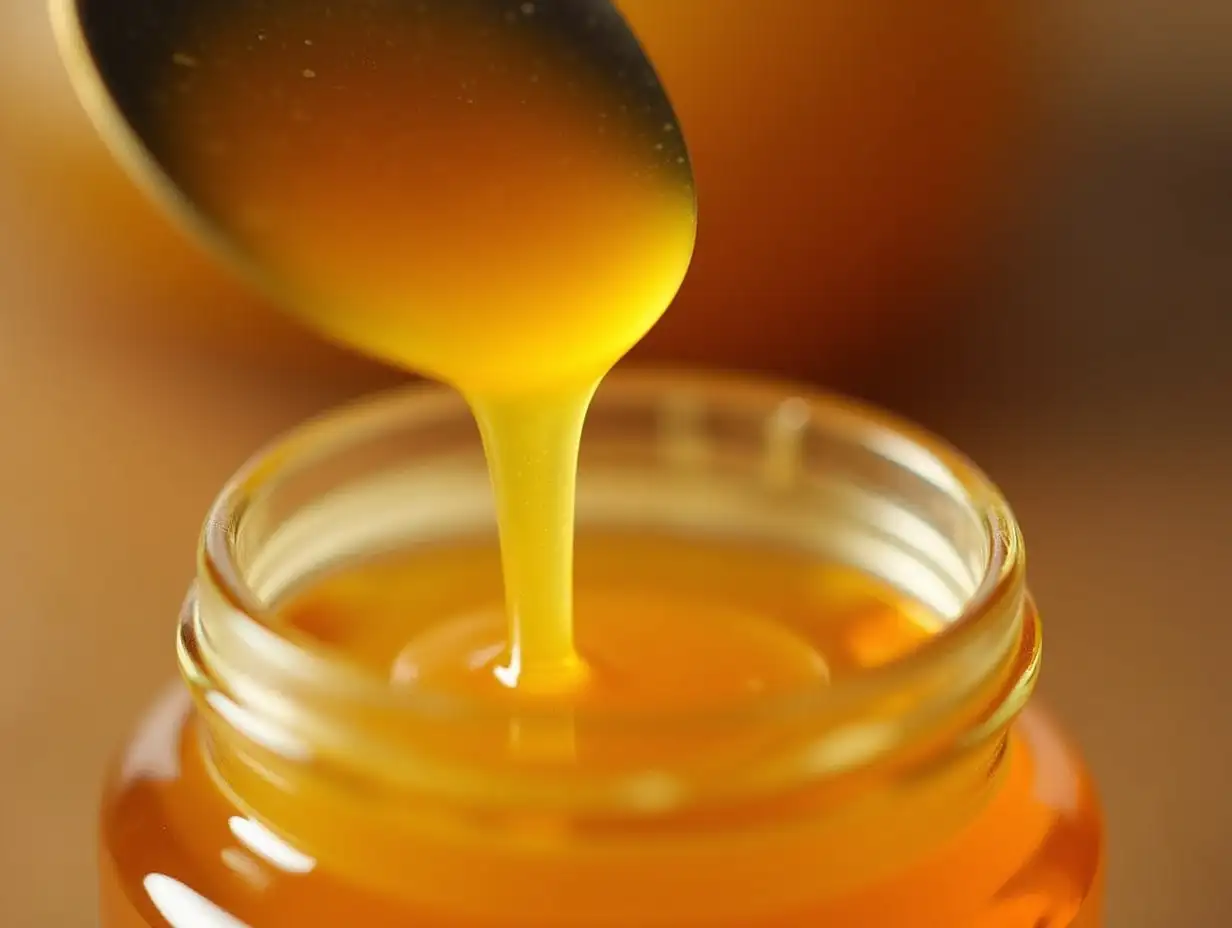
[192,370,1027,736]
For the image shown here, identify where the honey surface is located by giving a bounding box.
[278,534,937,708]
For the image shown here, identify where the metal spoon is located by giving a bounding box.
[51,0,697,391]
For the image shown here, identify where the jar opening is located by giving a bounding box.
[183,371,1032,809]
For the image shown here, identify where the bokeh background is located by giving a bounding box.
[2,1,1229,924]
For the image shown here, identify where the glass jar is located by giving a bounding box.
[100,372,1103,927]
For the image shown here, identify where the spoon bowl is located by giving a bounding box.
[53,0,697,393]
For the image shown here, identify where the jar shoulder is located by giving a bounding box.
[101,686,321,927]
[1008,704,1105,924]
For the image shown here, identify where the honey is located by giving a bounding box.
[101,701,1100,927]
[280,536,919,709]
[56,4,1102,925]
[96,377,1102,926]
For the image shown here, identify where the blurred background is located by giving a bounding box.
[1,1,1229,924]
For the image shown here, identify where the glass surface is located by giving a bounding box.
[100,374,1103,927]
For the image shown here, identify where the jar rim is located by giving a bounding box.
[193,369,1027,744]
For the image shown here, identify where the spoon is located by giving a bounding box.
[52,0,698,689]
[51,0,697,394]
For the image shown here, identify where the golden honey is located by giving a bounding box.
[59,7,1100,927]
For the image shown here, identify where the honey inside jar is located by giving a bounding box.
[281,535,931,710]
[101,532,1101,927]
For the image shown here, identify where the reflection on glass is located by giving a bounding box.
[228,816,316,874]
[143,873,251,928]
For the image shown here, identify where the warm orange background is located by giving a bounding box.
[2,1,1230,926]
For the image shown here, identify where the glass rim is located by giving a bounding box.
[195,368,1027,736]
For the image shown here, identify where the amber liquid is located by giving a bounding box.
[100,534,1102,927]
[73,6,1101,926]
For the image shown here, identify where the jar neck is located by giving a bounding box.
[179,373,1035,921]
